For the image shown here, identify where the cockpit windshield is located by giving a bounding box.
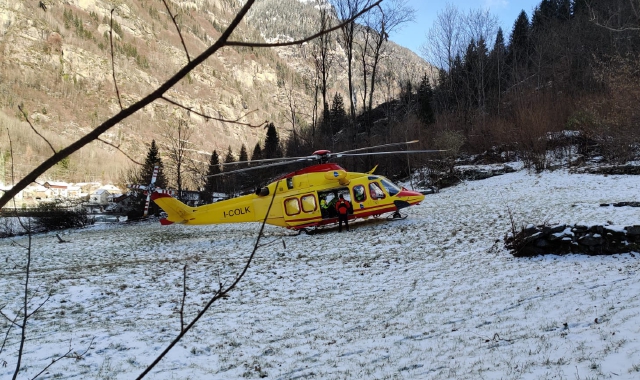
[379,178,401,196]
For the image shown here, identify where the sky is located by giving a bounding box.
[389,0,542,60]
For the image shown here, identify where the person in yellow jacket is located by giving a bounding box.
[320,198,329,218]
[335,194,351,232]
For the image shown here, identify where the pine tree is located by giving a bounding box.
[329,93,347,136]
[238,144,249,167]
[557,0,571,21]
[223,146,236,196]
[508,11,531,81]
[417,74,435,125]
[263,123,282,159]
[488,27,508,112]
[251,142,263,162]
[202,150,220,203]
[132,140,167,217]
[140,140,167,190]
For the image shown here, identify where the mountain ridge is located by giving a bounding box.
[0,0,432,188]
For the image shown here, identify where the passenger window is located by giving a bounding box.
[301,194,317,213]
[353,185,366,202]
[369,182,386,200]
[284,198,300,215]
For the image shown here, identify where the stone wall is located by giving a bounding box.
[505,224,640,256]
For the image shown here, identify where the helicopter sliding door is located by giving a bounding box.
[317,187,350,219]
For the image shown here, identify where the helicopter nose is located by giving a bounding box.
[397,189,423,198]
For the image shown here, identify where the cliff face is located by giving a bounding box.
[0,0,432,186]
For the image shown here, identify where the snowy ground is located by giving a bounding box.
[1,169,640,380]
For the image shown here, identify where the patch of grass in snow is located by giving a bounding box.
[629,362,640,373]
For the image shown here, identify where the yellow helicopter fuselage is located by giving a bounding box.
[152,164,424,230]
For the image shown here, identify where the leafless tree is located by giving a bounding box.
[332,0,373,126]
[588,0,640,32]
[162,118,194,201]
[463,8,498,47]
[312,0,335,120]
[361,0,415,116]
[422,2,463,71]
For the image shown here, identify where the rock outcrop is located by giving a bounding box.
[505,223,640,256]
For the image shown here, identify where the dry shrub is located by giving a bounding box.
[433,130,465,162]
[46,32,63,54]
[578,55,640,163]
[509,92,577,171]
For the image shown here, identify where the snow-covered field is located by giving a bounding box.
[1,170,639,380]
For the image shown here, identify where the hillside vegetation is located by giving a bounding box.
[0,0,430,188]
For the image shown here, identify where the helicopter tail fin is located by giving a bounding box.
[151,193,193,224]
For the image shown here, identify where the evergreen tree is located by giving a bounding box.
[488,27,508,112]
[416,73,435,125]
[236,143,251,191]
[572,0,589,16]
[508,11,531,81]
[223,146,236,196]
[251,142,263,161]
[140,140,167,190]
[329,93,348,136]
[238,144,249,165]
[263,123,282,159]
[557,0,571,21]
[202,150,221,203]
[132,140,167,217]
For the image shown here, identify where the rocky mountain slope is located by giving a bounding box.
[0,0,432,187]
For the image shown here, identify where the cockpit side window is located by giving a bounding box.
[369,182,386,200]
[353,185,366,202]
[380,178,401,196]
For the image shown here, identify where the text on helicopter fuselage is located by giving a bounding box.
[223,206,251,218]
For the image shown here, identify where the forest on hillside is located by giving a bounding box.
[149,0,640,205]
[1,0,639,210]
[208,0,640,194]
[277,0,640,180]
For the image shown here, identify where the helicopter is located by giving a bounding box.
[151,141,443,232]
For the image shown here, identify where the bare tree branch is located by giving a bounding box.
[588,1,640,31]
[18,105,56,154]
[0,310,19,355]
[110,8,123,111]
[29,337,95,380]
[160,96,267,128]
[0,309,22,329]
[162,0,191,62]
[26,294,51,319]
[97,137,143,165]
[180,264,187,332]
[136,180,282,379]
[12,231,32,380]
[226,0,382,49]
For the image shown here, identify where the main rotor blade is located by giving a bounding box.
[335,149,447,157]
[219,155,315,166]
[206,158,308,178]
[335,140,419,155]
